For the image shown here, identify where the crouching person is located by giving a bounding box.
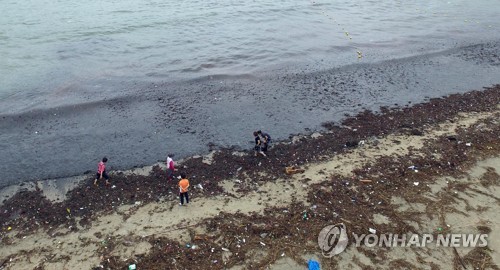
[94,157,110,186]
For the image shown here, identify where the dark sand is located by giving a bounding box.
[0,41,499,187]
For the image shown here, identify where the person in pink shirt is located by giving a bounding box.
[93,157,109,186]
[166,154,177,181]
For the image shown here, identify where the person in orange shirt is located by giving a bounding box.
[178,173,190,206]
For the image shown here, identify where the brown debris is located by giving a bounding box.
[285,166,305,175]
[0,85,499,269]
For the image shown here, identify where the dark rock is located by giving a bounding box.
[345,141,359,147]
[411,129,424,136]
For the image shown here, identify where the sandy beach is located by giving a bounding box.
[1,1,499,269]
[0,86,499,269]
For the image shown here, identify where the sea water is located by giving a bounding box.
[0,0,499,113]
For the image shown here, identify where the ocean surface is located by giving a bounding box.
[1,0,499,113]
[0,0,500,187]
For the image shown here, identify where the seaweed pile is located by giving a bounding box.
[94,108,499,270]
[0,85,499,269]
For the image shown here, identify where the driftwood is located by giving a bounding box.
[285,166,305,175]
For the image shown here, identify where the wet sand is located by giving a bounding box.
[0,86,499,269]
[1,41,500,187]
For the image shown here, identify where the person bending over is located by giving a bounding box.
[258,130,272,153]
[94,157,110,186]
[254,131,266,157]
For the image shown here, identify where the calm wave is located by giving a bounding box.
[0,0,499,113]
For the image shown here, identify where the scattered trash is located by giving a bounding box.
[221,247,230,252]
[111,185,116,189]
[285,166,305,175]
[128,264,136,270]
[185,243,191,248]
[194,235,207,241]
[134,201,142,206]
[360,179,372,183]
[413,182,419,186]
[2,86,497,270]
[7,227,12,231]
[66,208,71,214]
[260,233,268,238]
[447,136,457,141]
[407,165,419,172]
[369,228,376,234]
[259,242,266,246]
[197,184,203,190]
[308,259,321,270]
[303,211,308,220]
[465,143,472,147]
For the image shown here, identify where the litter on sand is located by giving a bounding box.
[308,259,320,270]
[285,166,305,175]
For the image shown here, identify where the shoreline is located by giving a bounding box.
[1,85,499,203]
[1,41,500,186]
[2,84,499,205]
[0,86,499,269]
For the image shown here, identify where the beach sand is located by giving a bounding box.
[0,87,499,269]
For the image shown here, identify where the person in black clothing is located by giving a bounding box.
[257,130,271,153]
[253,131,266,157]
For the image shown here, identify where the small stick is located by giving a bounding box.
[0,259,8,268]
[453,247,467,269]
[340,218,352,224]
